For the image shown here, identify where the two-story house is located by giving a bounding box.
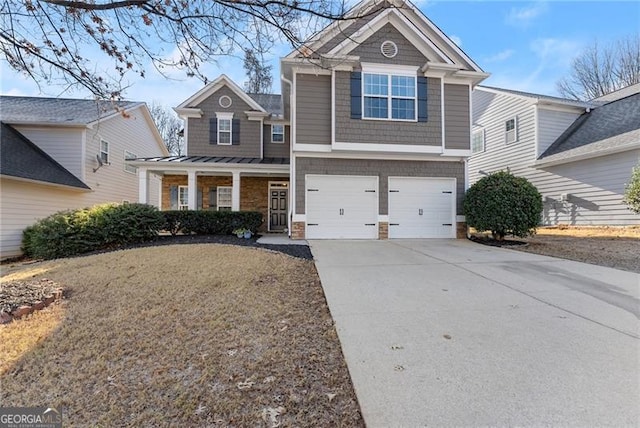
[0,97,168,258]
[133,0,489,239]
[469,85,640,226]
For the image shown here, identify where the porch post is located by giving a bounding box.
[138,167,148,204]
[232,171,241,211]
[187,170,197,210]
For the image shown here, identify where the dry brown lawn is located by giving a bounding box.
[513,226,640,273]
[0,245,363,427]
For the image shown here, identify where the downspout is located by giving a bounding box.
[281,74,294,238]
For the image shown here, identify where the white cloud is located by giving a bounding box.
[483,49,514,63]
[449,35,462,47]
[505,1,548,27]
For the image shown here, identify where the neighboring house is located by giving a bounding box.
[133,0,489,239]
[469,85,640,226]
[0,96,169,258]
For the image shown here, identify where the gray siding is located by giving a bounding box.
[296,74,331,145]
[444,84,470,150]
[263,124,291,157]
[295,157,464,215]
[349,23,428,66]
[532,151,640,225]
[537,108,581,156]
[469,90,536,184]
[470,89,639,225]
[335,72,442,145]
[187,86,261,157]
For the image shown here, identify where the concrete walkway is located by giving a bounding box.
[256,234,308,245]
[310,239,640,427]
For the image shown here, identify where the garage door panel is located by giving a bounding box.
[306,175,378,239]
[388,177,455,239]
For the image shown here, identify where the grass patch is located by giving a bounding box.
[0,245,363,427]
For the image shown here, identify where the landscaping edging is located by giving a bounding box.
[0,279,64,324]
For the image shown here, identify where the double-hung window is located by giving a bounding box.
[363,71,416,121]
[178,186,189,210]
[217,186,232,211]
[271,124,284,143]
[216,112,233,145]
[100,140,110,164]
[471,129,485,154]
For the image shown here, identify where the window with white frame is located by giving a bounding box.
[178,186,189,210]
[363,72,416,120]
[217,186,232,211]
[471,129,485,154]
[217,112,233,145]
[124,150,137,174]
[505,117,518,144]
[100,140,110,164]
[271,124,284,143]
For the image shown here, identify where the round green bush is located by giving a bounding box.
[464,171,543,240]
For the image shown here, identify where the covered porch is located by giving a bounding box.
[132,156,290,232]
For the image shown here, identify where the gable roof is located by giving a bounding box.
[537,92,640,166]
[0,122,90,190]
[285,0,485,75]
[0,96,140,126]
[247,93,283,116]
[592,83,640,103]
[175,75,267,116]
[476,86,594,109]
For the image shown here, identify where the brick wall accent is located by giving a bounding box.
[456,222,468,239]
[379,222,389,239]
[162,175,288,232]
[291,221,305,240]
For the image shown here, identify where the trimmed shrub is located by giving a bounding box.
[623,163,640,213]
[22,203,164,259]
[160,210,263,235]
[464,171,543,240]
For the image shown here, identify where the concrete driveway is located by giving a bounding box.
[310,239,639,427]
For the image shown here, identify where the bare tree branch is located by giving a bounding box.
[1,0,391,99]
[557,34,640,100]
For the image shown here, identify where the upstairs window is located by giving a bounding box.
[100,139,110,164]
[471,129,485,154]
[218,118,232,145]
[271,124,284,143]
[363,72,416,121]
[505,117,518,144]
[124,150,137,174]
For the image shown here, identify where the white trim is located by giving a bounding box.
[271,124,285,143]
[442,149,472,157]
[174,108,203,119]
[533,105,540,158]
[293,143,333,152]
[217,185,233,211]
[260,118,264,158]
[327,8,454,65]
[441,77,445,150]
[333,141,442,154]
[331,69,336,146]
[187,171,196,210]
[361,67,418,122]
[292,67,332,75]
[219,95,232,108]
[99,139,110,164]
[216,112,234,146]
[292,214,306,222]
[183,116,189,154]
[176,75,266,112]
[378,215,389,222]
[138,167,148,203]
[475,86,592,109]
[231,172,240,211]
[468,83,473,151]
[360,63,420,75]
[505,116,518,145]
[293,151,465,162]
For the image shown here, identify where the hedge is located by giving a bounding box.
[161,210,263,235]
[22,203,164,259]
[22,204,264,260]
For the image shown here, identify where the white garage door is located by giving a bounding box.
[306,175,378,239]
[388,177,456,238]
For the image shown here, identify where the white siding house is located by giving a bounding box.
[0,97,168,258]
[469,85,640,226]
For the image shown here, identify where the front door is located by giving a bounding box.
[269,186,288,232]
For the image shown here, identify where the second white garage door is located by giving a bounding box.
[306,175,378,239]
[388,177,456,239]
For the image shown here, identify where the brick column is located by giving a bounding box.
[378,222,389,239]
[291,222,305,239]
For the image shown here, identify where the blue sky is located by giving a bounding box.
[1,1,638,107]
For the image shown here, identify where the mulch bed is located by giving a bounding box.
[468,235,528,247]
[0,279,64,323]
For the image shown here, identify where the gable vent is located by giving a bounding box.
[219,95,232,108]
[380,40,398,58]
